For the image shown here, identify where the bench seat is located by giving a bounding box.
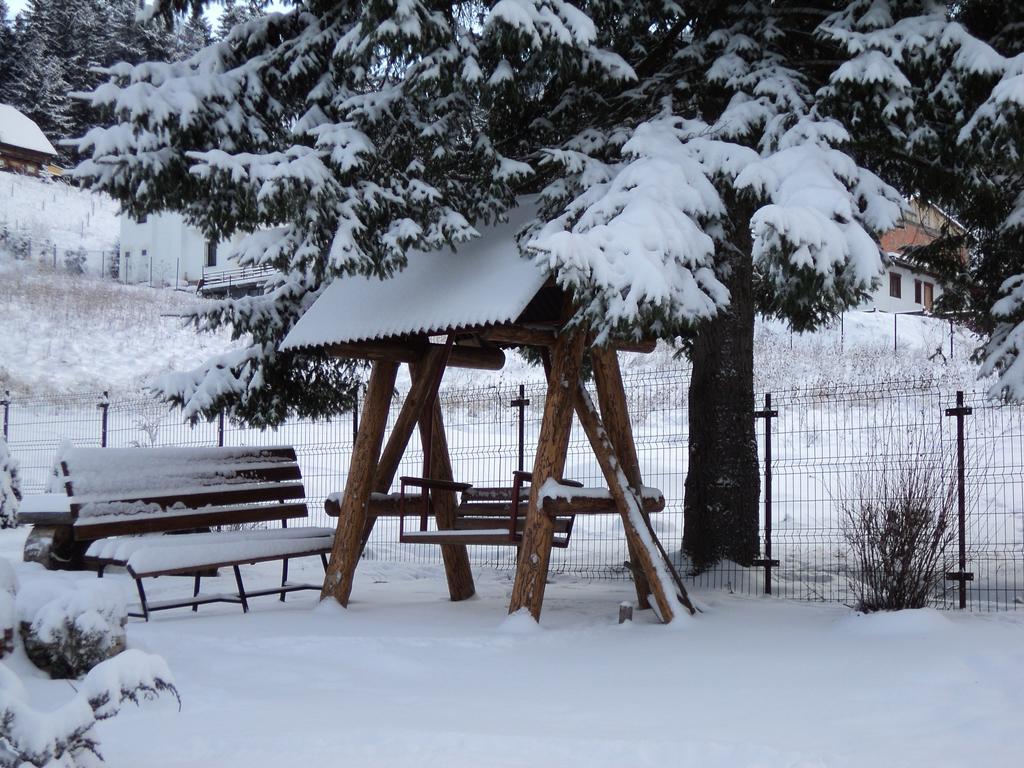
[85,526,336,568]
[125,532,334,577]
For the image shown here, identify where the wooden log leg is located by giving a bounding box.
[590,347,653,610]
[420,399,476,601]
[575,382,695,622]
[509,329,586,622]
[322,360,399,606]
[351,348,453,558]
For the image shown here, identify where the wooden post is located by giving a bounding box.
[352,348,450,552]
[508,329,586,621]
[574,381,695,622]
[321,360,399,606]
[420,399,476,601]
[591,347,652,609]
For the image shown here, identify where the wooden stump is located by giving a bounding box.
[508,329,586,621]
[322,360,399,606]
[22,525,87,571]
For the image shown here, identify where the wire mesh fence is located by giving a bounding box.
[3,369,1022,611]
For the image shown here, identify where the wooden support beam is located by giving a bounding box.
[326,340,505,370]
[574,380,696,622]
[481,326,657,354]
[591,346,653,609]
[419,398,476,601]
[345,348,453,553]
[508,328,587,622]
[321,360,399,606]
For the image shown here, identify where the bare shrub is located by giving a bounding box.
[840,439,956,612]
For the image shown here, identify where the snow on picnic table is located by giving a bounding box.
[1,526,1022,768]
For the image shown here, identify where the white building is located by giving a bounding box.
[860,200,960,314]
[119,212,268,293]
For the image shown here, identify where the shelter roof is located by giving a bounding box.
[281,202,548,351]
[0,104,58,156]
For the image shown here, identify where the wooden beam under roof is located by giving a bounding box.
[324,340,506,370]
[480,325,657,354]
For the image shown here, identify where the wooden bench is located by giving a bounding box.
[18,445,333,620]
[325,471,665,549]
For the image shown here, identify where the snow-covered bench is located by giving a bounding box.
[87,527,335,620]
[18,446,335,619]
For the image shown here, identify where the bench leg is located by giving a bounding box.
[135,578,150,622]
[280,557,289,602]
[193,574,201,612]
[233,565,249,613]
[321,553,329,572]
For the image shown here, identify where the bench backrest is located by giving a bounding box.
[55,446,309,539]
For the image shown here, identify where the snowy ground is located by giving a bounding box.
[0,258,239,395]
[0,172,119,255]
[1,527,1021,768]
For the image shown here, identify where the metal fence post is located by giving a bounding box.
[944,390,974,609]
[352,391,359,443]
[218,412,225,448]
[2,390,10,442]
[754,393,780,594]
[98,391,110,447]
[510,384,530,472]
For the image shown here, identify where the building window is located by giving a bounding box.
[889,272,902,299]
[205,241,217,268]
[914,279,922,304]
[922,281,934,311]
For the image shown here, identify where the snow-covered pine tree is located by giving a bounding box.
[820,1,1024,402]
[215,0,266,41]
[0,1,14,104]
[0,434,20,529]
[5,1,76,145]
[76,1,538,426]
[74,1,1023,569]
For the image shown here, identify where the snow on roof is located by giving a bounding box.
[281,202,549,350]
[0,103,58,156]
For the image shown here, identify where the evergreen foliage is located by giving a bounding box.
[72,1,1024,563]
[0,0,212,161]
[0,434,20,529]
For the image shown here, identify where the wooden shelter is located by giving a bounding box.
[281,205,694,623]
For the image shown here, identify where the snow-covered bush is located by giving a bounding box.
[63,247,87,276]
[0,227,31,260]
[840,441,956,612]
[0,436,20,529]
[0,558,14,658]
[17,582,127,679]
[0,649,179,768]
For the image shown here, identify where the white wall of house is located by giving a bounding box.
[861,262,943,313]
[119,212,239,286]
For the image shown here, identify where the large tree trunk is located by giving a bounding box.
[682,230,760,571]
